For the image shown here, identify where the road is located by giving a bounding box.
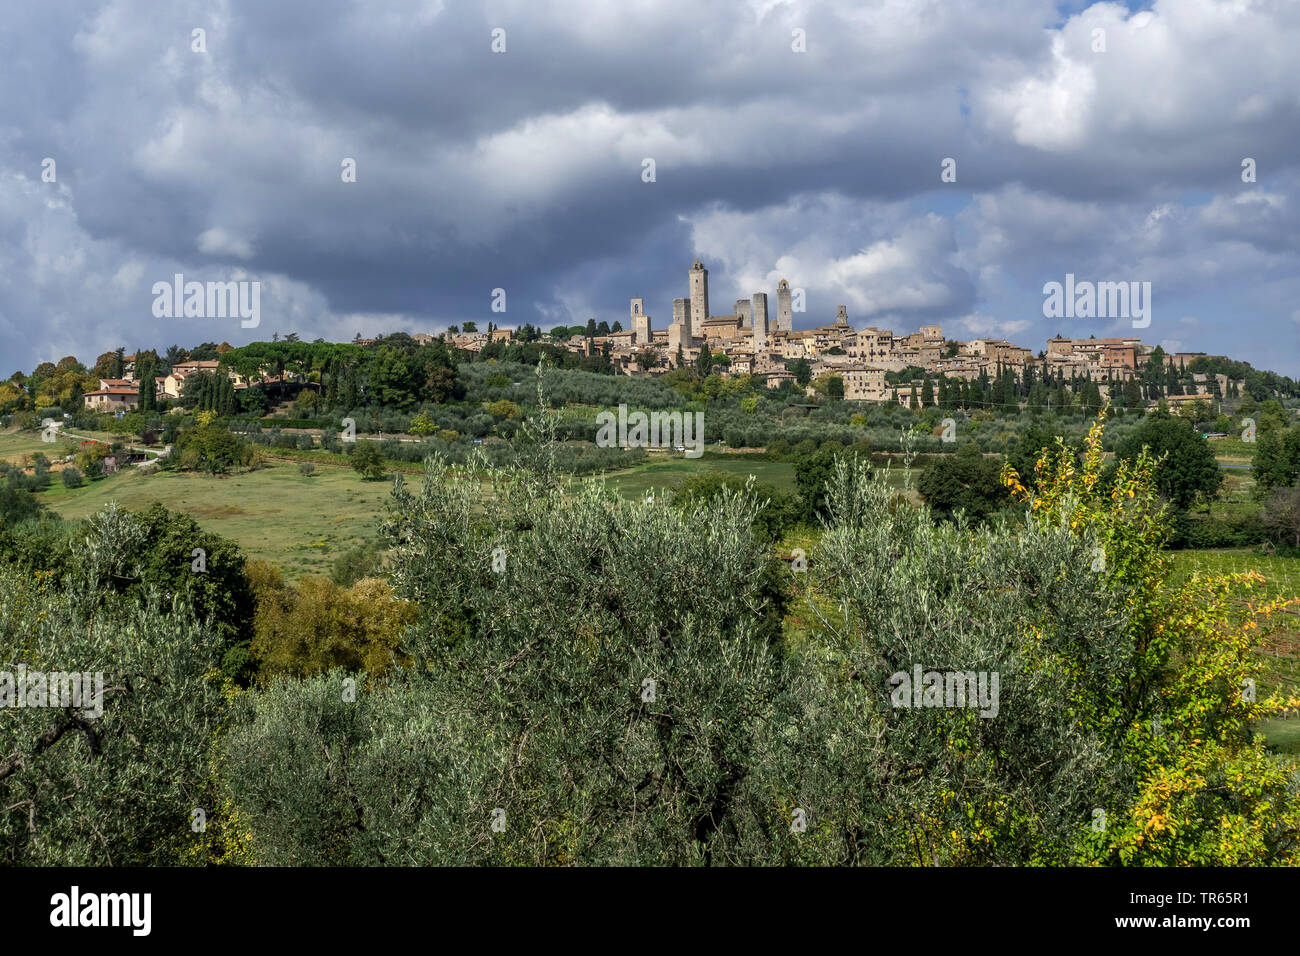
[54,428,169,461]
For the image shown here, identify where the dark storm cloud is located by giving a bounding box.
[2,0,1299,374]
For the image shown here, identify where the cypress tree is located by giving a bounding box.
[136,353,157,412]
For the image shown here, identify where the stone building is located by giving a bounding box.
[838,364,887,401]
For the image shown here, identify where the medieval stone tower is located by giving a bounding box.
[836,305,848,326]
[630,297,651,345]
[734,298,751,326]
[672,297,691,332]
[776,279,793,332]
[752,292,769,351]
[668,319,688,355]
[688,259,709,338]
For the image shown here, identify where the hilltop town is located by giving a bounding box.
[437,258,1241,409]
[68,257,1261,417]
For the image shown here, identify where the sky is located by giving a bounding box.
[2,0,1299,375]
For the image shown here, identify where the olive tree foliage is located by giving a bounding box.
[224,448,789,864]
[0,504,226,864]
[728,459,1136,864]
[222,452,1139,864]
[220,365,784,863]
[221,407,1295,865]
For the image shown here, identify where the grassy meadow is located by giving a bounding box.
[23,459,392,578]
[596,449,919,500]
[597,451,798,497]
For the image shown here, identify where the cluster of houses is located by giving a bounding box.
[82,358,298,412]
[445,259,1238,407]
[83,359,228,412]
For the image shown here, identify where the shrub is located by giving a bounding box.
[1114,412,1222,510]
[247,562,414,681]
[349,441,387,480]
[169,424,252,475]
[0,475,43,526]
[409,411,437,436]
[74,441,112,475]
[916,441,1011,523]
[672,471,802,543]
[329,539,386,587]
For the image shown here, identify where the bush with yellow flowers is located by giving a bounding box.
[1004,415,1300,864]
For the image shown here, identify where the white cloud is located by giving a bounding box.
[197,227,255,260]
[957,313,1033,339]
[685,194,969,323]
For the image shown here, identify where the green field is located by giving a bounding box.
[1257,716,1300,755]
[18,445,918,572]
[1168,548,1300,603]
[1209,435,1257,462]
[597,452,798,498]
[0,427,146,465]
[37,462,393,577]
[0,429,75,464]
[596,450,918,500]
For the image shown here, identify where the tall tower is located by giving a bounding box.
[776,279,793,332]
[752,292,769,352]
[672,297,691,337]
[630,299,652,345]
[689,259,709,338]
[734,299,751,326]
[668,320,687,356]
[836,305,848,326]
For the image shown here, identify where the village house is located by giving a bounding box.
[83,385,139,411]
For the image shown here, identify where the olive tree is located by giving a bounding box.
[223,453,791,864]
[0,504,227,864]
